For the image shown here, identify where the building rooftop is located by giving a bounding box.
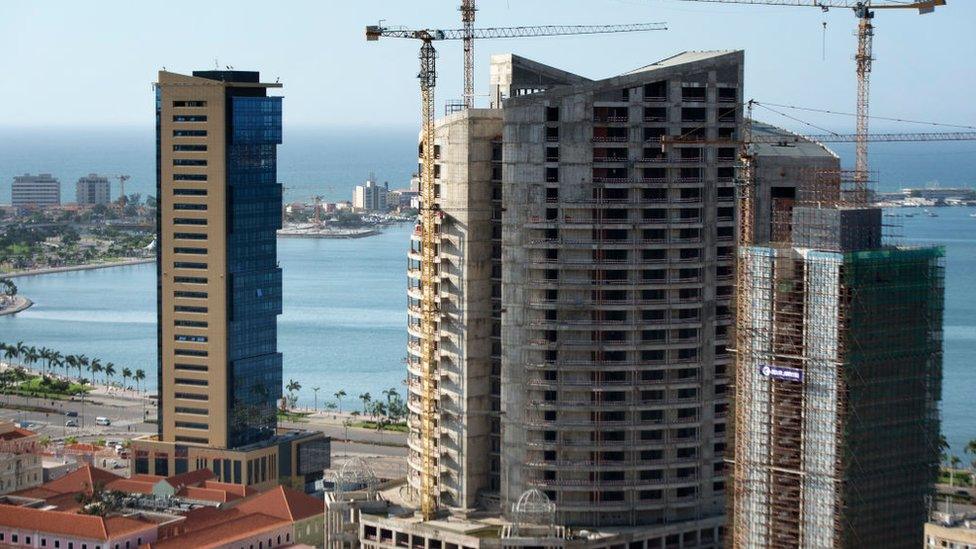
[232,485,324,521]
[626,50,739,74]
[750,120,839,159]
[0,504,155,540]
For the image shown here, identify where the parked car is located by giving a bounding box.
[95,417,111,426]
[65,419,78,427]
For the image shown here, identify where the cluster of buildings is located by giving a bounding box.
[0,465,324,548]
[324,49,946,549]
[8,173,117,210]
[1,46,948,547]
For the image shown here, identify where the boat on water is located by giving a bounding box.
[927,211,938,218]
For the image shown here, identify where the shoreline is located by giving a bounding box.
[0,296,33,317]
[1,257,154,279]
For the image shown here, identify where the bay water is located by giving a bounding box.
[0,127,973,455]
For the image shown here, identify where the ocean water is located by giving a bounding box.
[0,127,974,455]
[0,226,412,406]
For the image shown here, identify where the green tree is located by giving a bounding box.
[134,369,145,392]
[122,367,132,389]
[334,389,347,414]
[0,278,16,297]
[966,439,976,486]
[359,392,372,416]
[104,363,116,387]
[88,358,102,387]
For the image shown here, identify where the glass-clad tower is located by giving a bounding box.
[133,70,330,491]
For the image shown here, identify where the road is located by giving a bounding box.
[0,393,407,459]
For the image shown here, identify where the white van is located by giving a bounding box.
[95,416,111,426]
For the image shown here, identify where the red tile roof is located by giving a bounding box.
[147,513,288,549]
[233,486,324,522]
[0,427,37,440]
[15,466,123,497]
[0,504,155,540]
[163,468,214,489]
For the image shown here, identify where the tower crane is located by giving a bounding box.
[116,175,131,208]
[366,20,667,521]
[666,0,946,194]
[460,0,477,108]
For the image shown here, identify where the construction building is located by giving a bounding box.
[397,49,823,549]
[132,69,328,491]
[75,173,112,206]
[11,173,60,209]
[731,161,945,547]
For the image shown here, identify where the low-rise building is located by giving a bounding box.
[5,464,325,549]
[925,508,976,548]
[0,420,42,495]
[353,177,389,212]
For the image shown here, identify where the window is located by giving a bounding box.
[175,334,208,342]
[175,406,208,415]
[173,114,207,122]
[174,218,207,225]
[173,262,207,270]
[174,349,208,357]
[173,129,206,137]
[173,174,207,181]
[174,202,207,210]
[175,363,208,371]
[174,230,206,242]
[174,247,207,255]
[173,100,206,107]
[175,377,208,387]
[174,144,207,151]
[176,421,209,429]
[174,305,207,313]
[173,159,207,166]
[174,276,207,284]
[173,189,208,197]
[174,291,208,298]
[175,319,208,328]
[174,392,208,401]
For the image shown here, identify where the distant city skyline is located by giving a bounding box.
[1,0,974,133]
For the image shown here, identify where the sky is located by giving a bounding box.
[0,0,974,134]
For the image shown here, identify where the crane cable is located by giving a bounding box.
[752,100,976,130]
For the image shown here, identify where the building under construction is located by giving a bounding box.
[349,50,848,549]
[731,166,945,547]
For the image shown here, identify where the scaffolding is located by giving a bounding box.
[731,162,945,547]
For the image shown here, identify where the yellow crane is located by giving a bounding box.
[367,19,667,520]
[460,0,476,108]
[666,0,945,195]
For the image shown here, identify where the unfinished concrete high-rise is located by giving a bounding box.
[731,166,945,547]
[499,51,744,534]
[401,51,744,546]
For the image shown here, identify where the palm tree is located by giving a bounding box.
[104,363,116,388]
[88,358,102,387]
[39,348,52,374]
[122,367,132,390]
[2,343,18,366]
[65,355,78,380]
[334,389,347,414]
[312,387,321,411]
[134,369,145,393]
[359,392,372,417]
[16,342,27,366]
[286,379,301,395]
[51,350,64,378]
[382,387,399,407]
[77,354,89,381]
[966,439,976,486]
[25,346,39,372]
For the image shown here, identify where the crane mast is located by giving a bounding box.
[367,19,666,521]
[854,4,873,202]
[668,0,945,200]
[461,0,476,108]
